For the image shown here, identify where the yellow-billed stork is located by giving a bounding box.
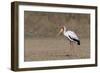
[57,25,80,56]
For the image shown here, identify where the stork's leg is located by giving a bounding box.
[65,41,72,56]
[66,41,74,56]
[70,41,74,56]
[73,43,78,57]
[70,41,72,56]
[71,42,78,57]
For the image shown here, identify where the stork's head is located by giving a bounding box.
[57,25,66,36]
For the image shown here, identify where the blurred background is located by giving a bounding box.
[24,11,90,38]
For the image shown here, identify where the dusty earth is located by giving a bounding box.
[24,38,90,61]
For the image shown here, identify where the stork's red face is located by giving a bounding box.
[60,27,64,33]
[57,26,64,36]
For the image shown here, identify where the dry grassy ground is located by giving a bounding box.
[24,38,90,61]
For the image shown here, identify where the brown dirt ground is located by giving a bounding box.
[24,38,90,61]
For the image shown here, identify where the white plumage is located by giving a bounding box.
[64,31,79,42]
[58,25,80,45]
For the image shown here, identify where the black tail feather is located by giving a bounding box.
[68,36,80,45]
[71,38,80,45]
[77,40,80,45]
